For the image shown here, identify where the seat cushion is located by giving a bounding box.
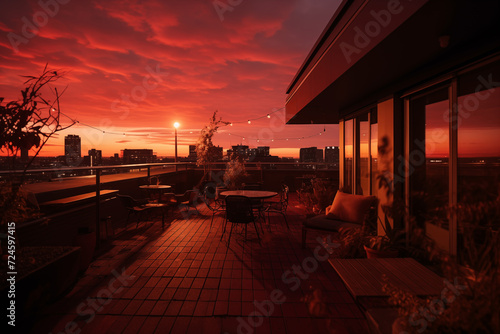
[303,215,360,232]
[326,191,376,224]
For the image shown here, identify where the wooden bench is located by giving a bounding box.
[40,190,119,206]
[329,258,445,334]
[329,258,444,298]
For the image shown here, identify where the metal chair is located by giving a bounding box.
[222,195,260,243]
[117,194,155,228]
[203,183,225,227]
[175,190,200,215]
[243,183,262,190]
[264,184,290,229]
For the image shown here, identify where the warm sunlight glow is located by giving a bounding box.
[173,122,180,129]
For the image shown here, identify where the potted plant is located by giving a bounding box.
[223,153,247,190]
[336,226,372,258]
[195,110,229,189]
[364,207,406,258]
[297,178,336,217]
[384,203,500,333]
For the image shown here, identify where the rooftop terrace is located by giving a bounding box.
[27,194,368,334]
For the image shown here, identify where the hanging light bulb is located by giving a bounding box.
[248,120,251,124]
[230,123,233,126]
[267,114,270,118]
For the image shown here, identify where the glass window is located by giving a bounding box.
[358,114,370,195]
[457,64,500,232]
[344,119,353,193]
[409,87,450,229]
[370,111,378,196]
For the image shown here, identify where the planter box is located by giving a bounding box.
[1,246,80,321]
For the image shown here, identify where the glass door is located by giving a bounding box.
[408,86,451,251]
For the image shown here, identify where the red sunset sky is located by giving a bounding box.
[0,0,342,158]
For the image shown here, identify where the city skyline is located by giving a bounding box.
[1,0,342,158]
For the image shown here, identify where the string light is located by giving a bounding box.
[226,107,285,125]
[58,106,327,143]
[225,127,328,142]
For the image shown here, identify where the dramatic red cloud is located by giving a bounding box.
[0,0,342,158]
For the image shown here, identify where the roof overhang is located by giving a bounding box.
[286,0,500,124]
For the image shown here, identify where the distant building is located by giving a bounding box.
[227,145,249,159]
[316,148,324,162]
[65,134,81,166]
[88,149,102,166]
[188,145,197,161]
[300,147,322,162]
[121,149,156,164]
[325,146,339,164]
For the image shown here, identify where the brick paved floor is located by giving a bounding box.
[29,195,369,334]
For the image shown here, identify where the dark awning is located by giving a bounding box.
[286,0,500,124]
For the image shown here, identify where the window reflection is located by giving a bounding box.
[344,119,353,193]
[409,88,450,229]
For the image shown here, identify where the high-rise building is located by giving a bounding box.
[300,147,322,162]
[325,146,339,164]
[88,149,102,166]
[65,134,81,166]
[316,148,324,162]
[188,145,197,160]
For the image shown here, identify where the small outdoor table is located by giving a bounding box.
[220,190,278,227]
[139,184,172,203]
[219,190,278,200]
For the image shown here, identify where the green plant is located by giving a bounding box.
[223,153,247,190]
[0,65,74,227]
[0,183,41,227]
[297,178,336,215]
[336,226,371,258]
[384,198,500,333]
[366,205,406,252]
[195,110,229,187]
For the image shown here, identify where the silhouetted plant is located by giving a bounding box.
[297,178,336,215]
[195,110,229,187]
[0,65,74,226]
[223,153,247,190]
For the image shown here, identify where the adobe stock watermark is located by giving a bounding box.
[340,0,405,64]
[49,267,134,334]
[7,0,71,53]
[402,277,467,334]
[213,0,244,22]
[81,64,168,148]
[234,235,340,334]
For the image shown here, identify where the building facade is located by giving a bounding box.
[121,149,156,164]
[64,134,81,167]
[286,0,500,255]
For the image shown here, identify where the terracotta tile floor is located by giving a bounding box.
[29,196,369,334]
